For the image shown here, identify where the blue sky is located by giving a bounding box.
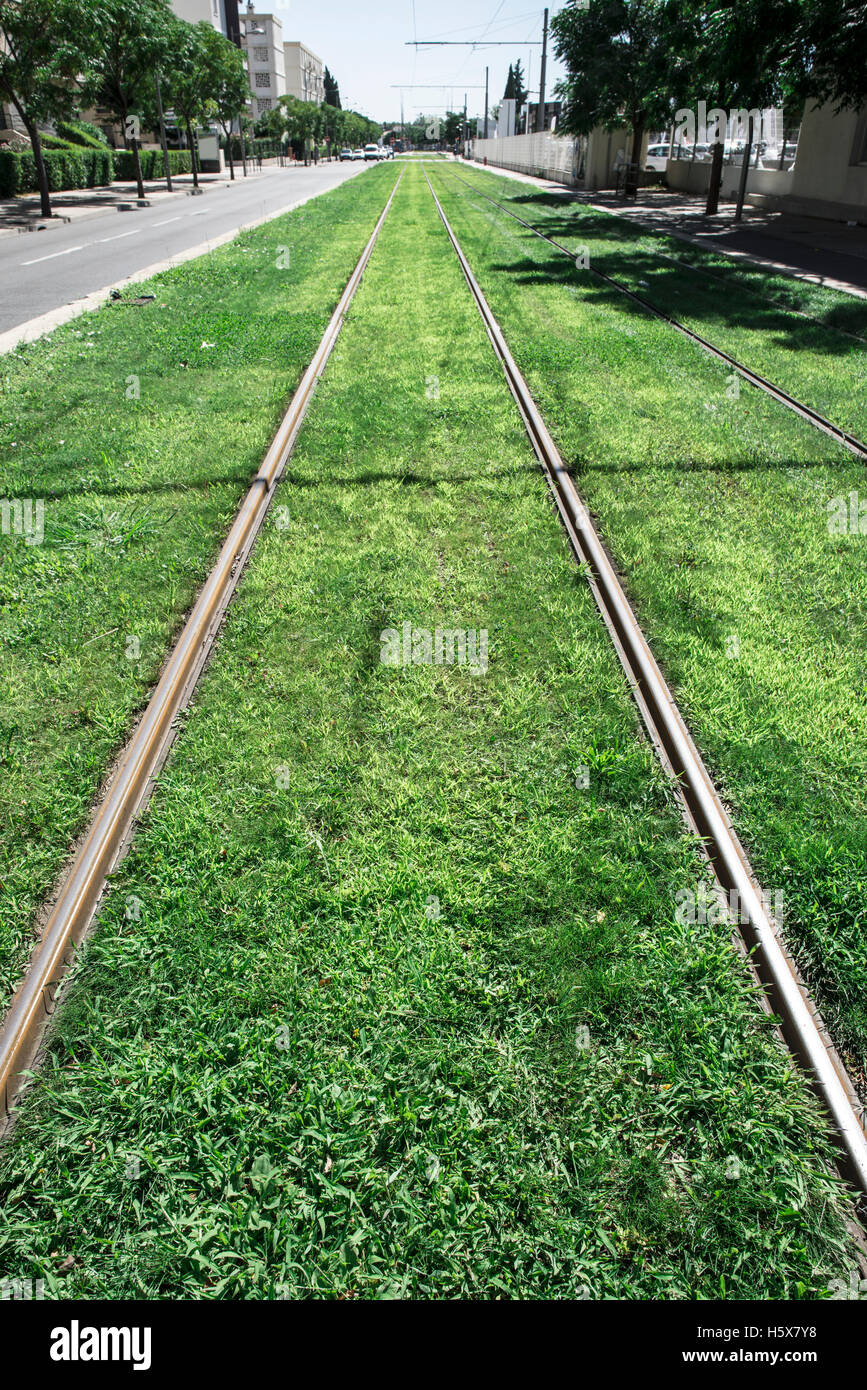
[268,1,566,123]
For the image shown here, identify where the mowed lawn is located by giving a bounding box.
[429,164,867,1077]
[0,162,397,1006]
[0,164,858,1300]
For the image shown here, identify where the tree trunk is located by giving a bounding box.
[778,124,788,170]
[705,139,725,216]
[227,137,234,180]
[21,112,52,219]
[186,121,199,187]
[631,112,645,170]
[131,139,145,200]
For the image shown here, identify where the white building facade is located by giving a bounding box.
[283,42,325,106]
[240,7,286,117]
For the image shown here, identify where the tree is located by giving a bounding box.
[797,0,867,112]
[90,0,176,200]
[503,63,515,100]
[512,59,528,106]
[0,0,94,218]
[552,0,679,173]
[323,66,340,108]
[165,19,223,188]
[195,22,249,181]
[674,0,803,215]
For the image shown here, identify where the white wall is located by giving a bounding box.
[470,132,579,184]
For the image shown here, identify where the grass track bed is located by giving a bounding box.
[0,164,858,1300]
[0,163,394,1005]
[429,164,867,1073]
[451,165,867,442]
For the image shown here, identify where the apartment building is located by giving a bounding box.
[283,41,325,106]
[172,0,242,46]
[240,5,286,117]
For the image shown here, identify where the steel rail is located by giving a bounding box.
[443,166,867,462]
[423,166,867,1197]
[0,167,405,1125]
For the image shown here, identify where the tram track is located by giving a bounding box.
[423,165,867,1202]
[0,167,405,1128]
[3,151,867,1221]
[443,166,867,463]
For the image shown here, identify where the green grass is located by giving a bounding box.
[0,163,396,1006]
[0,163,859,1301]
[451,165,867,440]
[429,163,867,1073]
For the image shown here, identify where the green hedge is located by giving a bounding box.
[223,136,282,160]
[0,147,115,197]
[113,148,192,180]
[56,119,109,149]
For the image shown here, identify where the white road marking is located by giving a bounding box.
[98,228,142,243]
[21,244,85,266]
[189,210,209,216]
[153,216,182,227]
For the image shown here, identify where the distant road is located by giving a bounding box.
[0,162,369,338]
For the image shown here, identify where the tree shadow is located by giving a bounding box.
[458,185,867,351]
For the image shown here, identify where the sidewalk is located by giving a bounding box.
[0,166,280,236]
[458,158,867,299]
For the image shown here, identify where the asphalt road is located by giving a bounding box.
[0,162,371,337]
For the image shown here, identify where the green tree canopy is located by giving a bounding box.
[552,0,680,167]
[89,0,177,200]
[0,0,95,216]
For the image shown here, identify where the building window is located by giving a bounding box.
[257,98,271,113]
[254,70,271,88]
[252,46,269,62]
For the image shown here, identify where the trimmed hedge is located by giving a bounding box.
[113,148,192,180]
[223,136,282,160]
[56,119,109,149]
[0,147,115,197]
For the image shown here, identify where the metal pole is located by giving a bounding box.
[536,8,548,132]
[735,113,753,223]
[463,93,467,157]
[154,71,173,193]
[484,66,489,139]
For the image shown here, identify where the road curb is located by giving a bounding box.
[0,167,368,357]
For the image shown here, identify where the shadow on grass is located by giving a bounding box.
[450,181,867,350]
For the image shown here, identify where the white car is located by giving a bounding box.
[363,143,380,161]
[644,142,670,171]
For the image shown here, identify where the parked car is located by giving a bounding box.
[363,143,380,161]
[339,148,353,161]
[644,142,670,171]
[351,148,364,160]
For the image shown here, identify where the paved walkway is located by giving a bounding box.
[457,158,867,299]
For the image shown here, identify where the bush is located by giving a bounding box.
[0,146,115,197]
[56,119,109,149]
[223,136,282,160]
[39,134,75,150]
[113,148,192,180]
